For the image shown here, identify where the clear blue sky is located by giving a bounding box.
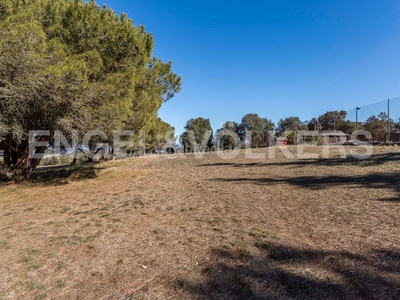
[107,0,400,134]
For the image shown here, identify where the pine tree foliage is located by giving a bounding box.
[0,0,181,179]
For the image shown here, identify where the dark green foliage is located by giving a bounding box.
[239,113,274,148]
[276,117,307,135]
[308,111,356,135]
[146,118,175,152]
[276,116,308,145]
[180,118,213,152]
[317,110,347,130]
[0,0,181,179]
[214,122,240,150]
[363,113,394,141]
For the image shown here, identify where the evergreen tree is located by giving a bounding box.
[239,113,274,148]
[180,118,213,152]
[214,122,240,150]
[0,0,181,180]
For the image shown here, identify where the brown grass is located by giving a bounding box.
[0,146,400,299]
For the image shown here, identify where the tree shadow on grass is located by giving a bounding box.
[176,242,400,299]
[199,152,400,169]
[28,163,104,186]
[210,173,400,202]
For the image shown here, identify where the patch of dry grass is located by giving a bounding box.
[0,146,399,299]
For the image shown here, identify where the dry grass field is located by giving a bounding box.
[0,146,399,299]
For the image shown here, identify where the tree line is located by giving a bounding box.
[179,114,274,151]
[180,111,400,151]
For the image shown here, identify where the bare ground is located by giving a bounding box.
[0,146,400,299]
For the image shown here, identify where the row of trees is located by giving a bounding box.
[287,111,400,143]
[179,113,275,151]
[0,0,181,179]
[275,112,354,145]
[179,111,400,151]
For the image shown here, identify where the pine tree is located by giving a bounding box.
[0,0,181,180]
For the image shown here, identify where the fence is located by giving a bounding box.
[344,97,400,142]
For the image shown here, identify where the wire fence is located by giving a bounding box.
[303,96,400,144]
[345,97,400,124]
[336,96,400,142]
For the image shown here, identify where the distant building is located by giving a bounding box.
[322,131,349,145]
[392,130,400,143]
[276,137,288,146]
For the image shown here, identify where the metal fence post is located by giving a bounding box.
[388,99,390,142]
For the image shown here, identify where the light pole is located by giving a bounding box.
[387,99,390,142]
[333,112,336,143]
[356,107,361,143]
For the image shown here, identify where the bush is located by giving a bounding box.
[39,155,73,166]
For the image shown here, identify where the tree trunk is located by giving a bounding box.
[71,146,79,165]
[0,138,45,181]
[11,140,19,166]
[87,156,93,163]
[3,146,11,167]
